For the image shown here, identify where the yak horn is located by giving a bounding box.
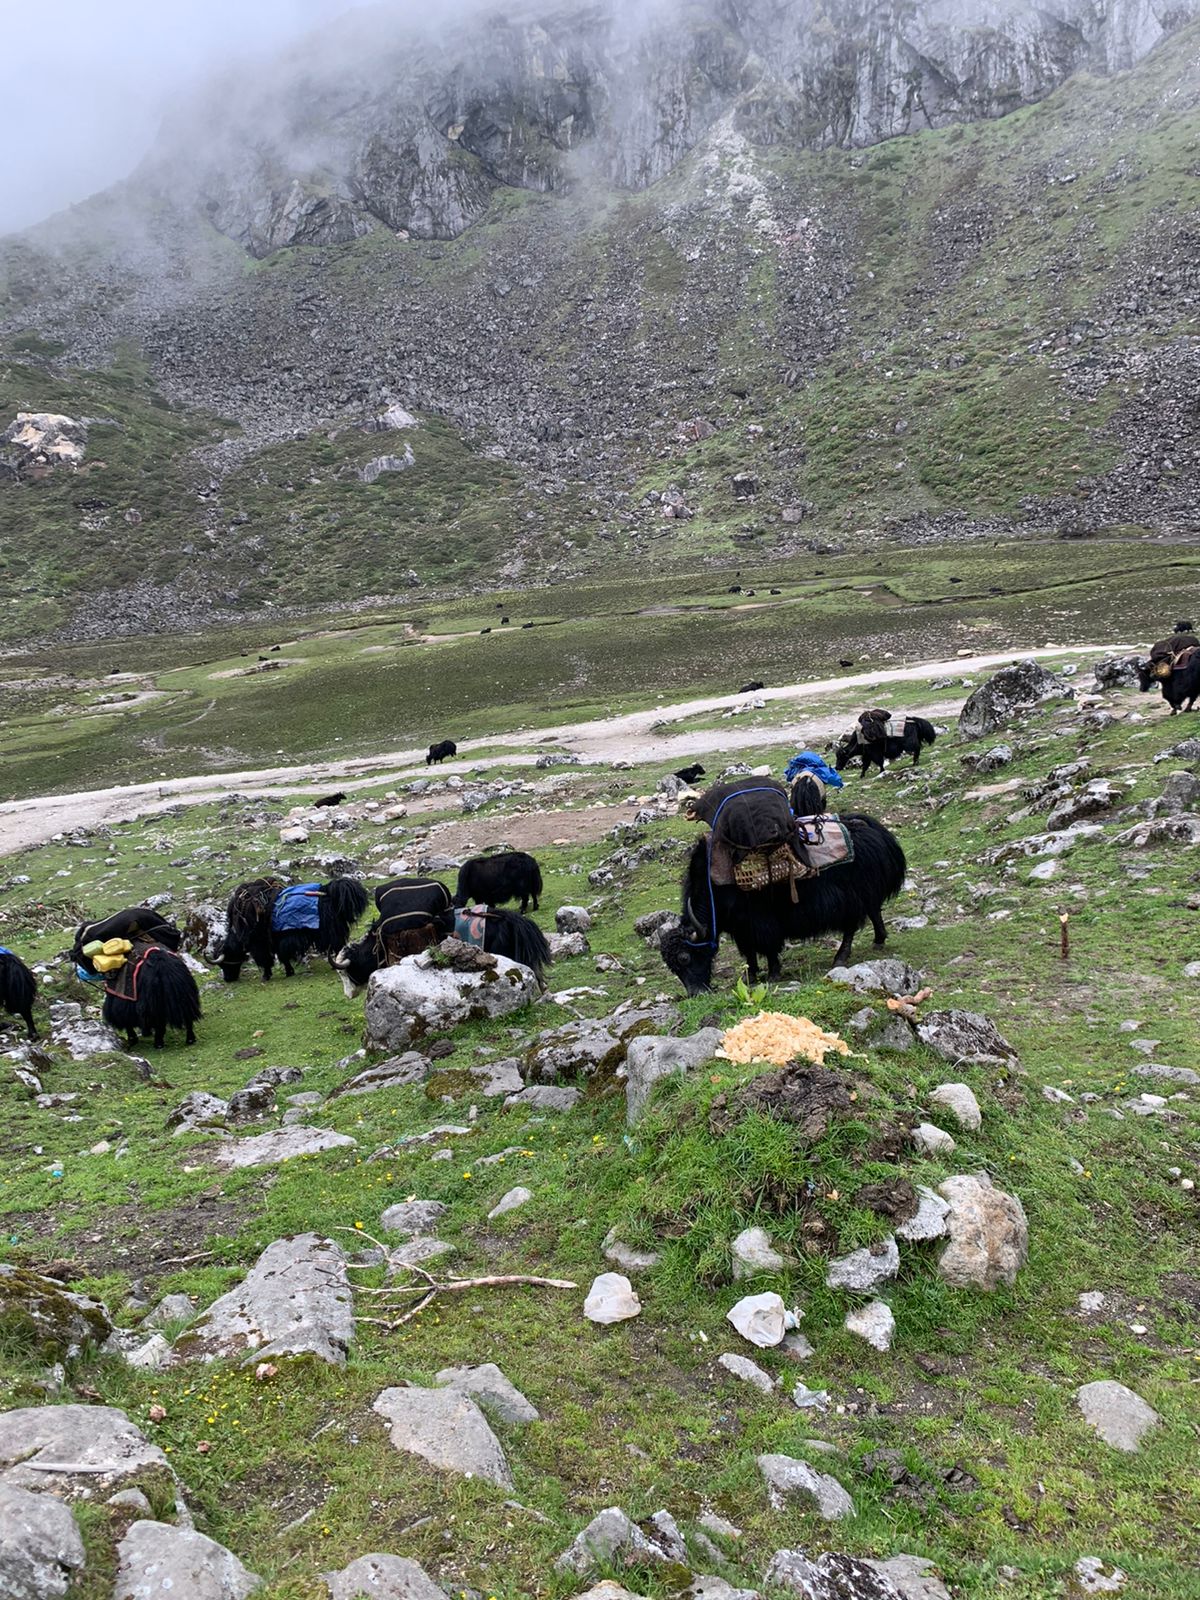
[332,950,350,969]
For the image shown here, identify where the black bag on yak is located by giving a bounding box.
[686,779,808,896]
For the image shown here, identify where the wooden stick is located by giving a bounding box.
[1060,913,1070,960]
[356,1272,578,1333]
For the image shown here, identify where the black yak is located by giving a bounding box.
[1137,647,1200,714]
[455,851,543,912]
[74,907,181,957]
[739,680,765,693]
[427,740,457,765]
[101,938,201,1048]
[1148,630,1200,669]
[313,791,347,808]
[0,947,37,1038]
[659,813,906,994]
[333,877,455,995]
[674,763,707,785]
[334,885,550,995]
[218,876,369,982]
[835,716,937,776]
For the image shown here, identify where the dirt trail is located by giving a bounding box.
[0,645,1118,857]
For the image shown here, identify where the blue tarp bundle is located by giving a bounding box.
[454,907,489,949]
[785,750,843,789]
[271,883,323,934]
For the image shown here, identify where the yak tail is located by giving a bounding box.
[490,909,551,984]
[138,953,202,1032]
[320,877,370,945]
[0,954,35,1016]
[531,860,544,907]
[912,717,936,745]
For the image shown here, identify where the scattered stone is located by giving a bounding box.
[503,1085,581,1111]
[556,906,593,933]
[379,1200,447,1238]
[329,1054,429,1097]
[107,1489,153,1514]
[389,1238,454,1269]
[602,1229,661,1271]
[896,1186,951,1242]
[958,660,1073,740]
[373,1386,512,1486]
[167,1091,229,1134]
[555,1506,685,1574]
[726,1291,796,1347]
[765,1550,949,1600]
[781,1332,815,1359]
[916,1010,1017,1065]
[225,1082,277,1123]
[322,1553,445,1600]
[1075,1380,1159,1452]
[0,1264,113,1358]
[470,1058,524,1096]
[912,1122,957,1157]
[584,1273,641,1324]
[937,1173,1028,1290]
[113,1520,261,1600]
[0,1481,85,1599]
[625,1028,724,1122]
[365,947,540,1052]
[698,1511,742,1540]
[825,1237,899,1293]
[549,931,590,959]
[790,1382,829,1410]
[434,1362,539,1423]
[716,1352,775,1393]
[1078,1291,1106,1314]
[209,1127,356,1169]
[0,1406,167,1494]
[49,1004,124,1061]
[1072,1556,1128,1595]
[845,1300,895,1351]
[929,1083,982,1132]
[825,958,924,994]
[757,1454,854,1519]
[731,1226,788,1278]
[488,1186,532,1219]
[1131,1063,1200,1086]
[168,1235,352,1366]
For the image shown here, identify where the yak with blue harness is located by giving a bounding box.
[219,874,369,982]
[0,945,38,1039]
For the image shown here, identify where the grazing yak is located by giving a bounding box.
[659,813,906,994]
[1138,646,1200,714]
[313,791,347,808]
[218,876,369,982]
[835,716,937,776]
[674,763,707,785]
[0,947,38,1038]
[455,851,543,913]
[101,939,202,1048]
[739,680,765,694]
[427,739,457,765]
[334,877,550,995]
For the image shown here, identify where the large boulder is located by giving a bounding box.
[168,1234,353,1366]
[365,945,539,1052]
[765,1550,950,1600]
[0,1265,113,1359]
[372,1386,512,1487]
[48,1002,124,1060]
[322,1554,444,1600]
[209,1127,356,1170]
[916,1010,1017,1066]
[936,1173,1028,1290]
[2,412,88,472]
[0,1481,85,1599]
[826,959,924,995]
[625,1028,723,1122]
[0,1406,168,1495]
[113,1520,261,1599]
[958,660,1073,740]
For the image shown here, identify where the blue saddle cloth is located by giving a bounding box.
[271,883,323,934]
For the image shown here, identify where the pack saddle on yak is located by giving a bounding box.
[684,777,853,901]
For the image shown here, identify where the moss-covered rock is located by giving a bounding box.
[0,1265,112,1360]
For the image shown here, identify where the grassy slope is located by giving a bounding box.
[3,23,1200,641]
[0,675,1197,1598]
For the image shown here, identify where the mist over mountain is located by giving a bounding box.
[2,0,1199,643]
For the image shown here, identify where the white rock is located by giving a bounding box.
[373,1386,512,1486]
[844,1300,895,1351]
[912,1122,957,1157]
[0,1405,167,1494]
[929,1083,981,1131]
[757,1454,854,1518]
[624,1029,723,1123]
[825,1237,899,1292]
[488,1186,532,1219]
[279,825,309,844]
[937,1173,1028,1290]
[379,1200,447,1238]
[584,1273,641,1324]
[1075,1380,1159,1452]
[0,1481,85,1599]
[602,1229,661,1272]
[209,1127,356,1170]
[896,1185,951,1242]
[1072,1556,1128,1594]
[113,1520,260,1600]
[365,947,540,1051]
[726,1291,794,1348]
[716,1353,775,1393]
[731,1226,787,1278]
[322,1554,444,1600]
[434,1362,539,1423]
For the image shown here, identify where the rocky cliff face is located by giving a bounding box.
[142,0,1197,255]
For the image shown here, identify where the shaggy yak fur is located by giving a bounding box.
[73,907,181,959]
[660,813,907,994]
[835,716,937,776]
[218,876,369,981]
[313,791,347,807]
[455,851,543,912]
[426,739,457,765]
[674,763,707,785]
[102,940,201,1048]
[335,881,551,994]
[1149,629,1200,665]
[334,877,456,993]
[1137,645,1200,714]
[739,680,765,693]
[0,950,37,1038]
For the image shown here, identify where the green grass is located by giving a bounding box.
[1,675,1198,1596]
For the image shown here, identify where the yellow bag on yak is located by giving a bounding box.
[92,937,133,973]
